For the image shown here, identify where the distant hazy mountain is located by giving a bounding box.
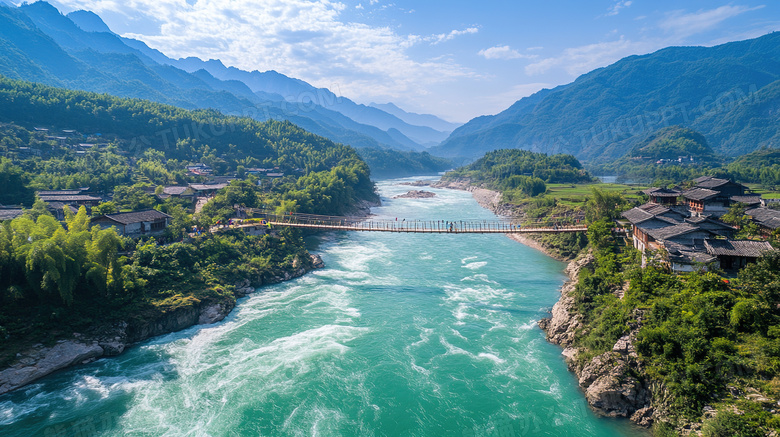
[369,102,461,133]
[0,1,437,152]
[172,57,450,147]
[66,10,113,34]
[432,32,780,162]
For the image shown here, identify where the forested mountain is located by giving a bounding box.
[432,32,780,162]
[626,126,715,160]
[368,102,461,134]
[0,1,454,156]
[168,57,453,146]
[0,76,378,213]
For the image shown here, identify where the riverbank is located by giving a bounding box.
[429,177,654,428]
[430,179,566,261]
[0,253,325,396]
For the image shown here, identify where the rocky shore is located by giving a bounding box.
[537,253,653,426]
[432,177,654,426]
[393,190,436,199]
[0,253,326,396]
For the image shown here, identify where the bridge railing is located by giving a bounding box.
[244,209,586,233]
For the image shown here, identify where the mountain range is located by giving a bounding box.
[0,1,457,154]
[2,1,780,168]
[432,32,780,163]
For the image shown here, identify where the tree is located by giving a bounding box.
[0,158,34,207]
[92,201,118,216]
[585,187,628,223]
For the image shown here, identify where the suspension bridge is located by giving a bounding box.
[221,211,590,234]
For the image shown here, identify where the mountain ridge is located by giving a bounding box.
[432,32,780,162]
[0,1,453,154]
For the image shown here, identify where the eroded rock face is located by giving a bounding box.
[538,252,654,426]
[539,253,593,347]
[580,352,651,418]
[311,254,325,269]
[0,341,104,395]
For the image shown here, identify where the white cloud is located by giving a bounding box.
[606,0,632,17]
[51,0,476,104]
[526,4,767,78]
[525,37,655,76]
[428,27,479,44]
[478,45,535,60]
[660,5,765,38]
[480,82,551,112]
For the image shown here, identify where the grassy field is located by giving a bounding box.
[540,182,651,206]
[745,184,780,199]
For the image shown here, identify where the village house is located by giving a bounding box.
[745,207,780,237]
[91,209,172,236]
[157,186,197,200]
[189,183,228,197]
[37,193,102,207]
[46,202,79,221]
[622,188,775,272]
[0,207,24,222]
[186,163,213,175]
[643,187,681,206]
[682,177,749,217]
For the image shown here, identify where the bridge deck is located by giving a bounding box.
[216,210,593,235]
[263,221,586,233]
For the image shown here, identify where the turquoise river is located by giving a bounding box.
[0,177,646,436]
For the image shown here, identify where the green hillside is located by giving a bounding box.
[0,75,378,213]
[627,126,714,159]
[0,2,426,154]
[433,32,780,163]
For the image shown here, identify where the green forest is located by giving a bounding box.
[0,76,380,361]
[591,125,780,188]
[443,149,593,197]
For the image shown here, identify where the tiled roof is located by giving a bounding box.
[189,184,228,191]
[704,239,774,258]
[638,203,672,215]
[92,209,171,225]
[0,208,24,221]
[683,188,719,201]
[47,202,79,214]
[643,187,681,197]
[36,190,83,196]
[730,195,761,204]
[163,186,191,195]
[746,207,780,230]
[38,194,101,202]
[695,177,731,189]
[684,216,736,230]
[646,224,702,241]
[621,207,654,224]
[623,203,686,225]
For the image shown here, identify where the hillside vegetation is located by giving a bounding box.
[0,76,379,362]
[432,33,780,163]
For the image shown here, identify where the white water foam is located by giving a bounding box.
[477,352,506,365]
[462,261,488,270]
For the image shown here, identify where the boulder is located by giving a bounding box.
[0,340,104,395]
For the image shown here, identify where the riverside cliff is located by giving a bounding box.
[537,253,654,426]
[0,253,325,396]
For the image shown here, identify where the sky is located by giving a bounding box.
[31,0,780,123]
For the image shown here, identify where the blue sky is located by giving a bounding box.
[36,0,780,123]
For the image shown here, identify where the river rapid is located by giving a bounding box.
[0,177,644,436]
